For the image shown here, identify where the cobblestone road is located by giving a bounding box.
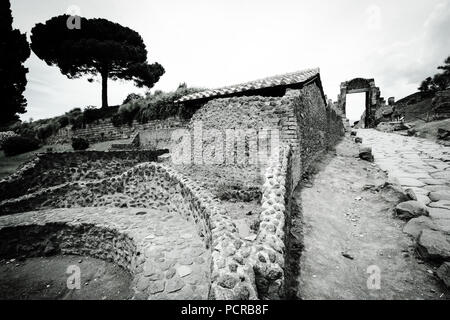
[357,129,450,209]
[358,129,450,266]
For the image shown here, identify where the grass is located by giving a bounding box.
[0,139,129,180]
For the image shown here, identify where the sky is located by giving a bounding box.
[9,0,450,122]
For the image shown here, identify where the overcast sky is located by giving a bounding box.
[10,0,450,122]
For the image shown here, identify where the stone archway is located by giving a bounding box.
[337,78,382,128]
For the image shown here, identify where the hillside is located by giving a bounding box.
[394,91,435,122]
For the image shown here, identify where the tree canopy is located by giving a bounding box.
[0,0,31,127]
[418,56,450,93]
[30,15,164,108]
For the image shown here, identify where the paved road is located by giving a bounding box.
[358,129,450,211]
[296,138,448,299]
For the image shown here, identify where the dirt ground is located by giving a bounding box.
[295,137,449,300]
[0,255,133,300]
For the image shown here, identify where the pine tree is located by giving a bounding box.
[0,0,31,127]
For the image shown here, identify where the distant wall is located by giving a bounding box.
[47,118,188,148]
[0,150,167,202]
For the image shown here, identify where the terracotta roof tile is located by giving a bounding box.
[175,67,320,103]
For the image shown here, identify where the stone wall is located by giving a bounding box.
[0,162,259,300]
[172,84,343,172]
[0,222,137,271]
[0,81,344,300]
[0,150,167,202]
[252,145,292,299]
[47,118,187,149]
[249,84,344,299]
[170,82,344,299]
[173,93,295,166]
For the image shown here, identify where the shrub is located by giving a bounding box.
[82,106,100,124]
[36,124,52,141]
[10,122,37,138]
[2,136,41,156]
[70,114,84,130]
[111,114,123,127]
[135,84,205,124]
[0,131,19,150]
[57,115,69,128]
[123,93,143,104]
[71,137,89,151]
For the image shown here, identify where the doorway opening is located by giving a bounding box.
[346,93,366,126]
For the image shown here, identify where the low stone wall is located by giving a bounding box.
[252,146,292,299]
[0,162,259,299]
[0,207,211,299]
[0,150,168,202]
[0,222,137,271]
[47,118,187,147]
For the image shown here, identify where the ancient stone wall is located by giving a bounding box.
[172,93,298,167]
[250,84,344,299]
[0,162,259,300]
[47,118,187,149]
[0,223,137,271]
[170,83,345,299]
[0,81,345,300]
[0,150,167,202]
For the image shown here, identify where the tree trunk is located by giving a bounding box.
[101,69,108,108]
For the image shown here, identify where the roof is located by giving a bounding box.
[175,67,320,103]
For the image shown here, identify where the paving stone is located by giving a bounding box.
[177,265,192,278]
[428,208,450,220]
[165,268,176,279]
[417,230,450,261]
[433,219,450,235]
[429,190,450,202]
[428,200,450,210]
[395,201,429,220]
[416,194,431,205]
[423,185,450,192]
[431,171,450,180]
[194,256,205,264]
[419,178,449,185]
[166,277,185,293]
[403,216,436,238]
[143,262,159,276]
[397,178,425,187]
[436,262,450,288]
[136,276,150,291]
[148,280,165,294]
[179,256,194,265]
